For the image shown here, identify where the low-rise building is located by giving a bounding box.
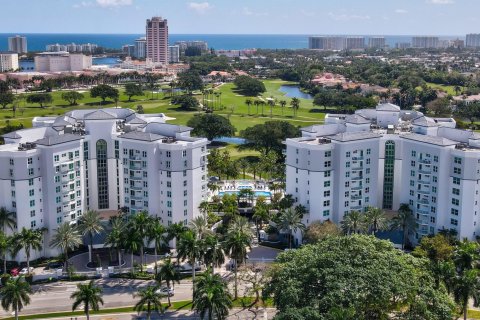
[34,52,92,72]
[0,52,19,72]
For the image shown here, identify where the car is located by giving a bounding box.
[47,262,62,270]
[156,286,174,297]
[19,267,34,275]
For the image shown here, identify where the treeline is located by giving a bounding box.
[313,88,377,110]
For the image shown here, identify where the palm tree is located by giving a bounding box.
[189,216,211,240]
[123,230,143,274]
[0,276,32,320]
[390,204,416,250]
[341,211,365,235]
[71,280,104,320]
[280,100,287,115]
[454,269,480,320]
[455,239,480,273]
[0,232,12,274]
[245,99,252,115]
[192,268,232,320]
[49,222,82,269]
[147,219,167,275]
[177,230,203,296]
[131,211,152,272]
[13,228,43,272]
[166,222,186,251]
[78,210,104,264]
[0,207,15,234]
[290,97,300,117]
[364,207,388,235]
[202,234,225,273]
[133,286,164,320]
[157,258,180,307]
[278,208,305,249]
[252,197,269,241]
[224,216,253,299]
[104,216,126,267]
[198,201,211,217]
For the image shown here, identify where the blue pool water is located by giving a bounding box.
[212,137,247,145]
[219,191,271,197]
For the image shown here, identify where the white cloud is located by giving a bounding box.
[395,9,408,14]
[74,0,132,8]
[73,1,94,8]
[242,7,269,17]
[328,12,370,21]
[188,2,212,14]
[300,9,315,17]
[426,0,455,4]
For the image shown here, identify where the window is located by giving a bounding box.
[28,168,34,176]
[27,158,33,165]
[345,201,349,207]
[345,172,350,178]
[433,166,438,173]
[167,181,171,188]
[183,180,187,187]
[453,177,460,185]
[410,180,414,187]
[167,201,172,208]
[96,140,109,209]
[433,176,438,183]
[366,168,370,174]
[451,208,459,216]
[366,148,371,155]
[432,186,437,193]
[452,188,460,195]
[324,171,331,177]
[28,179,33,186]
[166,151,171,158]
[324,181,330,187]
[346,152,351,158]
[454,167,461,175]
[452,198,459,206]
[345,181,350,187]
[11,191,15,197]
[411,161,416,167]
[411,151,416,157]
[31,221,36,228]
[182,150,187,157]
[29,189,34,197]
[54,155,59,162]
[166,161,171,168]
[57,217,62,224]
[345,191,349,197]
[323,210,330,216]
[366,178,370,183]
[410,170,415,177]
[346,162,350,168]
[167,171,171,178]
[10,180,15,187]
[323,200,330,206]
[167,191,172,198]
[434,155,438,162]
[454,157,462,164]
[325,151,331,157]
[324,190,330,197]
[183,170,187,177]
[410,190,414,196]
[451,219,458,226]
[184,190,187,196]
[324,161,331,168]
[29,200,35,207]
[366,158,371,165]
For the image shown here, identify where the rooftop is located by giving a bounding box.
[401,133,457,146]
[329,131,382,142]
[118,131,165,142]
[35,134,83,146]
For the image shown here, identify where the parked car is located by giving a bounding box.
[19,267,34,275]
[156,286,174,297]
[47,262,62,270]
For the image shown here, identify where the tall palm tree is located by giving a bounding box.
[202,234,225,274]
[280,100,287,115]
[278,208,305,249]
[0,232,12,274]
[49,222,82,269]
[224,216,253,299]
[123,230,143,274]
[13,228,43,272]
[341,211,365,235]
[198,201,211,217]
[78,210,104,264]
[290,97,300,117]
[189,216,211,240]
[454,269,480,320]
[131,211,152,272]
[390,204,416,250]
[0,276,32,320]
[252,197,269,241]
[166,222,186,251]
[364,207,388,235]
[0,207,15,234]
[177,230,203,296]
[245,99,252,115]
[192,268,232,320]
[71,280,104,320]
[133,286,164,320]
[104,216,126,267]
[157,258,180,306]
[147,219,167,275]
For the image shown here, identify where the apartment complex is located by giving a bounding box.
[308,36,366,50]
[168,45,180,63]
[466,34,480,48]
[122,45,135,57]
[8,35,27,54]
[0,108,208,260]
[0,52,19,72]
[34,52,92,72]
[411,36,439,48]
[46,43,98,53]
[368,37,386,49]
[146,16,169,64]
[174,41,209,53]
[135,37,147,59]
[286,103,480,244]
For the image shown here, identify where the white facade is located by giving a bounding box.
[135,37,146,59]
[34,52,92,72]
[412,36,439,48]
[0,108,208,260]
[8,35,27,54]
[0,52,19,72]
[368,37,386,49]
[168,45,180,63]
[46,43,98,53]
[287,103,480,243]
[466,34,480,48]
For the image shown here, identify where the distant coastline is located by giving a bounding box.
[0,33,464,51]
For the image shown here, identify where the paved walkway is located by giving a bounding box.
[69,252,164,272]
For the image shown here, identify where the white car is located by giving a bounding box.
[156,286,174,297]
[19,267,34,275]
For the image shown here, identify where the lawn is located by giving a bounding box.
[421,82,464,96]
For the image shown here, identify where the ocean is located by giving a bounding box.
[0,33,463,51]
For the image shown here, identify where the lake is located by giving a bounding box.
[279,85,313,100]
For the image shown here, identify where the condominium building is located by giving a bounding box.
[8,35,27,54]
[46,43,98,53]
[168,45,180,63]
[146,16,169,64]
[0,52,19,72]
[0,108,209,260]
[368,37,386,49]
[345,37,366,50]
[286,103,480,245]
[395,42,412,49]
[308,36,345,51]
[122,45,135,57]
[412,36,439,48]
[135,37,147,59]
[174,41,208,53]
[466,34,480,48]
[34,52,92,72]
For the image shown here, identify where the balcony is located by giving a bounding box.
[418,199,430,205]
[130,184,143,191]
[129,164,142,170]
[350,205,363,210]
[417,209,430,216]
[419,158,431,164]
[418,179,430,184]
[129,155,142,161]
[130,195,144,201]
[352,156,364,161]
[351,185,363,190]
[417,189,430,195]
[351,176,363,181]
[129,176,143,181]
[351,195,362,200]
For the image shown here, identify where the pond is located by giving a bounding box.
[279,85,314,100]
[212,137,247,145]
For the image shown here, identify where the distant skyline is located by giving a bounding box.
[0,0,479,35]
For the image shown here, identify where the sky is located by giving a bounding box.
[0,0,478,35]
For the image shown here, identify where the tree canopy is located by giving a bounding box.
[61,91,84,106]
[241,121,300,156]
[26,93,53,108]
[124,83,144,101]
[177,70,203,92]
[90,84,119,103]
[172,94,200,110]
[187,114,236,141]
[264,235,454,320]
[234,76,266,96]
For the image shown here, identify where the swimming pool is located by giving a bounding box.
[218,191,272,197]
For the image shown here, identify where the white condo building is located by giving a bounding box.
[8,35,27,54]
[34,52,92,72]
[0,52,19,72]
[0,108,208,260]
[168,45,180,63]
[286,103,480,244]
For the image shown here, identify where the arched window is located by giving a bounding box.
[96,140,109,209]
[383,141,395,209]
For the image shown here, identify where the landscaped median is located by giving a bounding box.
[4,298,274,320]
